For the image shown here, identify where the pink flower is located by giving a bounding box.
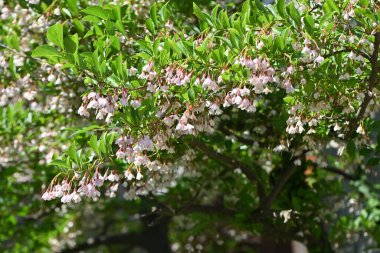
[125,170,135,181]
[78,106,90,117]
[93,171,105,186]
[61,193,72,203]
[107,171,120,182]
[70,191,81,203]
[42,191,53,201]
[85,183,100,199]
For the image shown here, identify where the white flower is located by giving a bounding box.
[61,181,71,191]
[314,55,324,65]
[107,172,120,182]
[87,100,98,109]
[334,124,341,132]
[355,67,362,75]
[78,184,89,195]
[61,194,72,203]
[279,209,293,223]
[71,191,81,203]
[136,171,143,180]
[93,172,105,186]
[356,125,365,135]
[256,41,264,50]
[78,106,90,117]
[263,87,272,94]
[42,191,53,201]
[134,154,149,166]
[129,67,138,76]
[85,183,100,199]
[47,74,56,82]
[88,92,98,99]
[125,170,135,181]
[273,144,287,152]
[116,149,126,159]
[130,100,141,108]
[97,97,108,108]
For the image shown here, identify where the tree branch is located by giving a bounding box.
[59,233,140,253]
[219,125,255,146]
[261,167,297,211]
[323,48,370,61]
[347,32,380,137]
[177,204,236,217]
[320,165,358,181]
[260,152,304,211]
[190,139,266,202]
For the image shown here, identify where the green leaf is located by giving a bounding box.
[158,1,170,21]
[89,135,100,156]
[99,133,107,154]
[50,159,70,169]
[242,0,251,14]
[287,2,301,26]
[274,35,285,51]
[193,3,205,22]
[64,33,79,54]
[47,23,64,49]
[146,18,156,35]
[367,157,380,166]
[188,88,196,102]
[66,0,78,16]
[166,39,182,55]
[323,0,340,13]
[31,45,60,58]
[218,11,228,28]
[304,15,315,36]
[359,0,369,7]
[68,142,79,163]
[82,6,109,20]
[70,125,102,137]
[73,19,85,33]
[283,96,295,104]
[150,3,158,25]
[277,0,286,18]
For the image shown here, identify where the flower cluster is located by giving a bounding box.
[42,169,124,203]
[238,57,277,94]
[115,135,153,169]
[78,92,118,123]
[164,66,191,86]
[223,87,256,112]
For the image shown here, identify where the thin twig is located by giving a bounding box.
[190,139,266,202]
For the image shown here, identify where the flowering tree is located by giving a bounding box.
[2,0,380,252]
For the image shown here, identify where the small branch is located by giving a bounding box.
[177,204,236,217]
[21,203,61,222]
[260,152,304,211]
[308,4,322,14]
[59,233,140,253]
[347,32,380,137]
[320,165,358,181]
[261,166,297,211]
[219,126,255,146]
[190,139,266,202]
[323,48,370,61]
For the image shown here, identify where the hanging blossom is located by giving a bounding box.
[78,91,119,123]
[238,57,278,94]
[223,87,256,112]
